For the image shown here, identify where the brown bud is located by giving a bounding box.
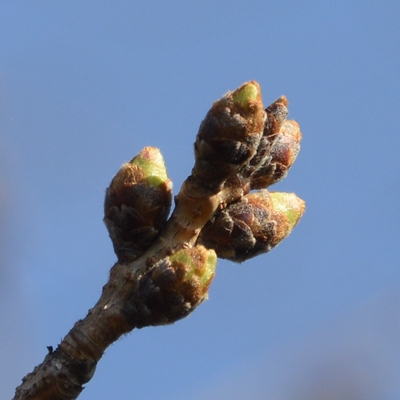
[251,120,302,189]
[223,96,290,195]
[104,147,172,262]
[247,96,289,172]
[192,81,265,192]
[122,246,217,327]
[198,190,305,262]
[264,96,289,140]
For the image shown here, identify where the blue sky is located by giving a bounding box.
[1,1,400,399]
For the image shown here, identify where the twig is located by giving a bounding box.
[13,81,305,400]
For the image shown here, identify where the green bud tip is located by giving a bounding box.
[169,247,217,287]
[232,81,260,109]
[130,146,168,186]
[270,192,305,227]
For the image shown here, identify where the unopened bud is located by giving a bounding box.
[124,246,217,327]
[192,81,265,191]
[198,190,304,262]
[104,147,172,262]
[248,96,289,172]
[226,96,294,194]
[251,120,301,189]
[263,96,289,140]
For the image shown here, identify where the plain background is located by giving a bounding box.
[1,1,400,399]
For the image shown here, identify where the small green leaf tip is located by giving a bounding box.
[169,246,217,287]
[201,249,217,286]
[130,146,168,186]
[232,81,261,109]
[270,192,305,227]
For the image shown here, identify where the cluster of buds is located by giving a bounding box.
[192,83,304,262]
[12,82,305,400]
[104,81,305,324]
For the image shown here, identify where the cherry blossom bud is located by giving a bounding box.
[198,190,305,262]
[104,147,172,262]
[123,246,217,327]
[192,81,265,192]
[251,120,302,189]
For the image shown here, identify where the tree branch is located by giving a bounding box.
[13,81,305,400]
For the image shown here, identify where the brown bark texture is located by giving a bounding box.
[13,81,305,400]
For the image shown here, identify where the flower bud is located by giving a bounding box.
[104,147,172,262]
[223,96,293,196]
[248,96,289,171]
[198,190,305,262]
[251,120,301,189]
[123,246,217,327]
[264,96,289,140]
[192,81,265,192]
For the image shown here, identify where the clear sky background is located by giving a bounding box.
[1,1,400,399]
